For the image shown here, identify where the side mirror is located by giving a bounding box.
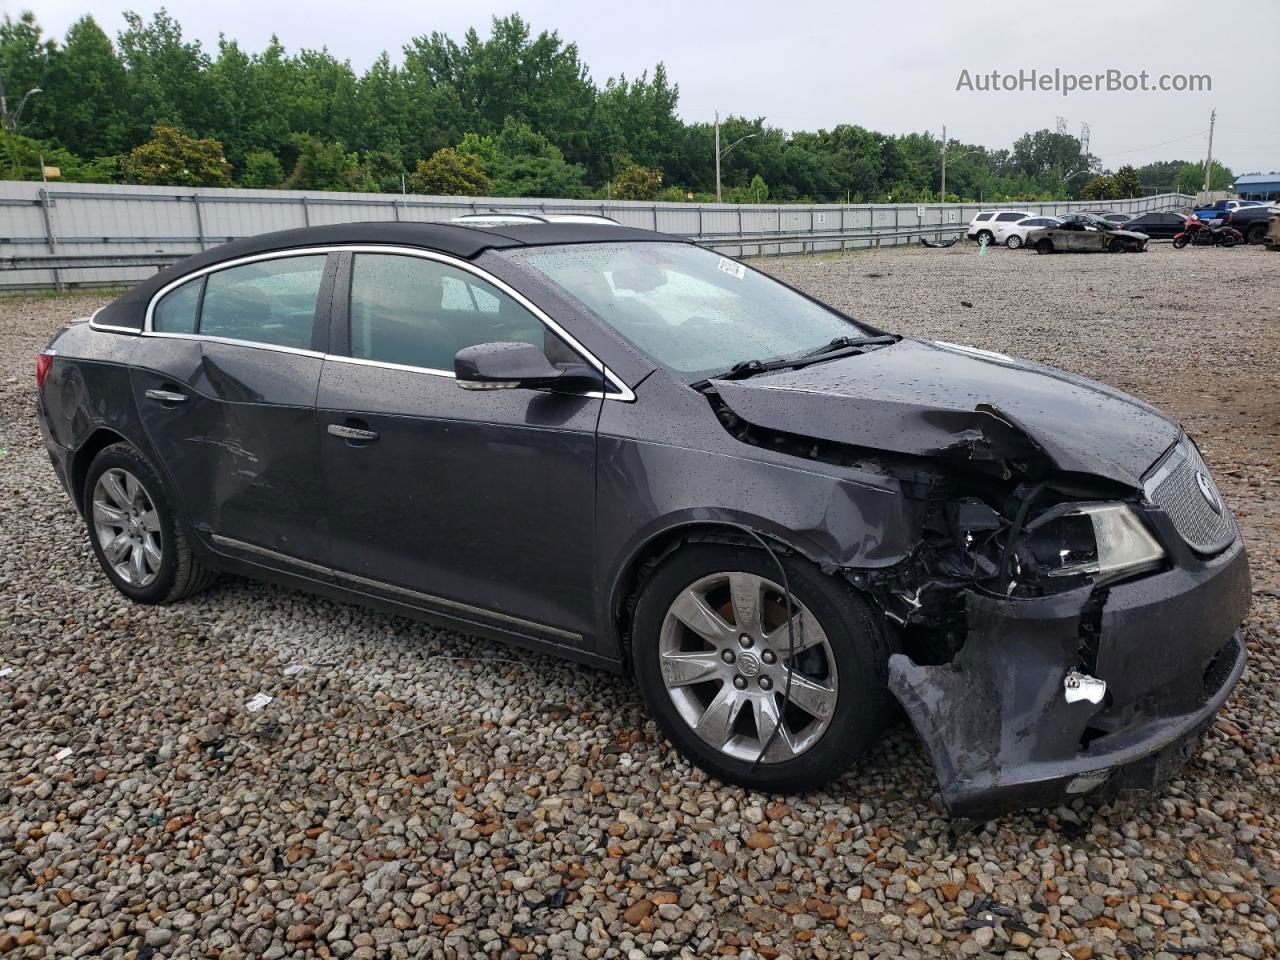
[453,341,602,392]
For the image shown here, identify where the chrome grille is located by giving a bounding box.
[1143,438,1236,555]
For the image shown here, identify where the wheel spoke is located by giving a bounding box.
[123,471,141,507]
[139,509,161,533]
[104,531,132,563]
[694,684,746,748]
[660,650,724,688]
[142,535,163,570]
[753,696,799,761]
[101,472,130,510]
[728,573,762,632]
[783,674,838,721]
[93,501,127,527]
[669,591,736,646]
[763,607,827,653]
[129,543,147,583]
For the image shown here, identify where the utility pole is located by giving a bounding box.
[939,125,948,202]
[715,111,721,204]
[1202,108,1216,192]
[713,113,760,204]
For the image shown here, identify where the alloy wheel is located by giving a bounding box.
[92,467,163,587]
[658,572,839,763]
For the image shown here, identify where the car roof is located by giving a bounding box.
[93,219,678,333]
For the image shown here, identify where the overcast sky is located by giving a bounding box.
[10,0,1279,174]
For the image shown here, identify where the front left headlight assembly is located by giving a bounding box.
[1022,502,1165,585]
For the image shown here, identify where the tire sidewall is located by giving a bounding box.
[1006,235,1022,249]
[83,443,183,603]
[631,543,888,793]
[1036,239,1054,254]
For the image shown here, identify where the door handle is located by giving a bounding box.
[327,423,379,442]
[145,388,187,403]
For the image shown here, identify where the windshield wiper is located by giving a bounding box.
[693,335,898,388]
[799,335,897,359]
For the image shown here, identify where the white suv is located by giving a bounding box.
[967,210,1034,244]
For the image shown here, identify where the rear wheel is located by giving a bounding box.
[1005,234,1023,249]
[1035,239,1054,255]
[1221,233,1236,248]
[83,442,217,604]
[632,543,889,793]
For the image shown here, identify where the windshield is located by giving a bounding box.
[505,242,866,380]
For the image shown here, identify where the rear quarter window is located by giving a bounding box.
[152,278,202,334]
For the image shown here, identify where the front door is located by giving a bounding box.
[131,252,336,563]
[317,250,604,646]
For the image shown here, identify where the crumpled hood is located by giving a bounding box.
[712,338,1180,488]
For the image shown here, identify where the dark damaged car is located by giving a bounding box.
[35,221,1250,821]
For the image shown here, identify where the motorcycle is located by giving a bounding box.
[1173,215,1244,249]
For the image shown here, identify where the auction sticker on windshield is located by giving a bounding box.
[717,256,746,280]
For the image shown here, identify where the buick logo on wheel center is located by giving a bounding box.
[1195,471,1222,514]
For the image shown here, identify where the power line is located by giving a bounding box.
[1103,129,1208,157]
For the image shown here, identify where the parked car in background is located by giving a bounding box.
[993,215,1063,249]
[966,210,1033,244]
[1026,213,1150,253]
[1121,211,1187,240]
[1225,204,1280,245]
[35,219,1249,820]
[1191,199,1263,224]
[1083,210,1135,224]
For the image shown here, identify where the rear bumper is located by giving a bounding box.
[889,536,1251,822]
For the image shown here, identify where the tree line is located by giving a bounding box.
[0,10,1235,202]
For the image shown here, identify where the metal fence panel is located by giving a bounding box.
[0,180,1195,291]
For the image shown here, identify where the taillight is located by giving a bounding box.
[36,351,54,388]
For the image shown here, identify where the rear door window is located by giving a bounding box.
[995,212,1025,222]
[199,255,327,349]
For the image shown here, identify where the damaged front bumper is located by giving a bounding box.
[889,533,1251,822]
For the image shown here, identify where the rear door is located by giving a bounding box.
[130,251,338,564]
[316,250,606,646]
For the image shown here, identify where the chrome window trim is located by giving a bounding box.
[88,306,142,335]
[139,244,636,402]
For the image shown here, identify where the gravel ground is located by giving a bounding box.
[1,241,1277,960]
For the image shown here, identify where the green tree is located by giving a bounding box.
[284,132,361,190]
[38,16,130,156]
[238,149,283,188]
[1112,164,1142,198]
[0,12,54,138]
[1174,160,1233,195]
[117,10,212,140]
[611,162,662,200]
[490,117,588,197]
[1080,175,1118,201]
[123,124,231,186]
[409,146,491,195]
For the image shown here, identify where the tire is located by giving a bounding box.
[83,442,217,604]
[1221,234,1236,248]
[1107,237,1124,253]
[1172,235,1188,249]
[1246,224,1266,245]
[631,542,890,793]
[1035,239,1054,255]
[1005,234,1023,249]
[974,230,994,245]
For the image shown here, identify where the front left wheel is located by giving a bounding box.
[631,543,890,793]
[83,442,217,604]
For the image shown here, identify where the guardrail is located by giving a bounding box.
[0,181,1194,291]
